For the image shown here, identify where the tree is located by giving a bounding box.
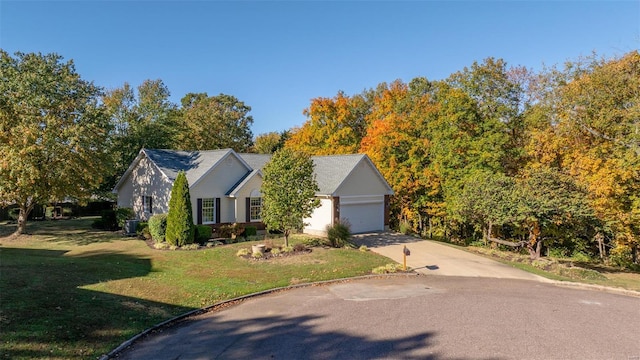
[165,171,195,246]
[286,91,372,155]
[0,51,112,235]
[253,131,289,154]
[261,148,320,247]
[102,79,177,192]
[174,93,253,152]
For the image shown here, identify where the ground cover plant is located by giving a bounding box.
[0,218,390,360]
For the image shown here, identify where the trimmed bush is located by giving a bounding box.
[194,225,212,245]
[244,225,257,237]
[166,171,195,246]
[326,222,351,248]
[99,209,118,230]
[148,214,168,243]
[136,222,150,239]
[116,207,135,228]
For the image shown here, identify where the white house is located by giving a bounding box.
[113,148,393,235]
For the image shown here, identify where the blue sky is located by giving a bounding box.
[1,1,638,136]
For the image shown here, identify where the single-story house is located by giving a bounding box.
[113,148,393,235]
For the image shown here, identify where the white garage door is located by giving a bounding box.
[340,196,384,234]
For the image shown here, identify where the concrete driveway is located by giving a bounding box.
[352,233,551,282]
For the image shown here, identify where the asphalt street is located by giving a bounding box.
[112,234,640,360]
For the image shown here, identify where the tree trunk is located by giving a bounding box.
[13,203,34,236]
[284,229,290,248]
[527,221,541,259]
[428,217,433,239]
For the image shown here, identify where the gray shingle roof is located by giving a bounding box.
[144,148,235,186]
[310,154,366,195]
[237,153,272,171]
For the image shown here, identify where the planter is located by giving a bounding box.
[252,244,266,255]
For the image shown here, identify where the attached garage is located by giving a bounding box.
[303,154,393,236]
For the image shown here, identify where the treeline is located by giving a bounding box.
[1,49,638,266]
[283,53,639,265]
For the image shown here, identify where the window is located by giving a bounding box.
[143,196,152,214]
[202,198,215,224]
[250,197,262,221]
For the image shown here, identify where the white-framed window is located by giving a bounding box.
[143,196,152,214]
[202,198,215,224]
[250,197,262,222]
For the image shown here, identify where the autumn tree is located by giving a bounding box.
[525,51,640,263]
[0,51,112,235]
[174,93,253,152]
[260,148,320,247]
[286,91,372,155]
[165,171,195,246]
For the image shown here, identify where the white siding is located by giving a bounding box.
[334,160,391,197]
[128,156,172,220]
[303,198,334,236]
[233,174,263,222]
[190,154,250,224]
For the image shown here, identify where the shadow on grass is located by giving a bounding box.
[0,218,140,246]
[118,314,446,360]
[0,247,193,359]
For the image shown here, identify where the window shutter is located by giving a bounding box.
[215,198,221,224]
[197,198,202,225]
[246,198,251,222]
[149,197,153,214]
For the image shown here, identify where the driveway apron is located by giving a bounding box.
[352,233,551,282]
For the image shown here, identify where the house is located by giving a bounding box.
[113,148,394,235]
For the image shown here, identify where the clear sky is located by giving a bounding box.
[1,1,638,136]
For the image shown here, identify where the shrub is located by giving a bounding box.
[165,171,195,246]
[236,248,250,257]
[116,207,135,228]
[154,242,170,250]
[194,225,213,245]
[372,263,402,274]
[359,245,369,252]
[91,219,104,229]
[608,244,634,268]
[244,226,257,237]
[251,251,264,259]
[326,222,351,248]
[271,247,282,256]
[148,214,168,243]
[303,237,326,247]
[181,243,200,251]
[281,245,294,253]
[136,222,150,239]
[399,220,412,235]
[99,209,118,230]
[293,243,307,252]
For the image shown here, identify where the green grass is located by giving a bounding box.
[0,218,391,359]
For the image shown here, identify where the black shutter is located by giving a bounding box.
[246,197,251,222]
[215,198,221,224]
[197,198,202,225]
[149,197,153,214]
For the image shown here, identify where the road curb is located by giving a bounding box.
[99,272,419,359]
[549,280,640,298]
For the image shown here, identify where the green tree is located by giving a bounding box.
[102,79,177,192]
[165,171,195,246]
[253,131,289,154]
[175,93,253,152]
[0,51,112,235]
[261,148,320,247]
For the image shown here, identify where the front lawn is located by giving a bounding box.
[0,218,392,359]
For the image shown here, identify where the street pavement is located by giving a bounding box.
[111,233,640,359]
[113,276,640,359]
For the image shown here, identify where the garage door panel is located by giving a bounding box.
[341,202,384,234]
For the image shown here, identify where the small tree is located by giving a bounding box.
[165,171,195,246]
[261,148,320,247]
